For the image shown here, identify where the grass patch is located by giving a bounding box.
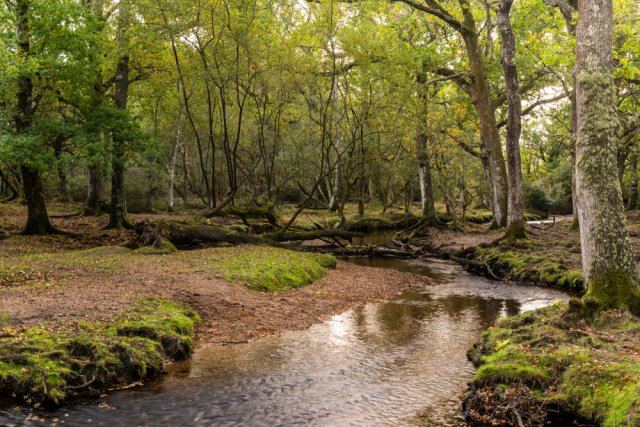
[195,245,336,292]
[0,298,199,407]
[0,246,134,288]
[466,304,640,426]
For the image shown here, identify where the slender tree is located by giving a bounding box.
[106,0,133,229]
[497,0,525,240]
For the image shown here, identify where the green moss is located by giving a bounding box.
[0,299,199,407]
[467,304,640,426]
[472,247,584,290]
[585,268,640,313]
[503,221,527,241]
[194,245,336,292]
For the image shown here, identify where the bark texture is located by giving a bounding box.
[15,0,56,235]
[415,75,437,222]
[574,0,639,308]
[106,1,133,229]
[460,9,508,228]
[497,0,526,240]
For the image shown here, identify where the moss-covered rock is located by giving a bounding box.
[465,304,640,426]
[0,299,200,407]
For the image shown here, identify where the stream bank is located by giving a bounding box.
[0,257,569,426]
[464,302,640,426]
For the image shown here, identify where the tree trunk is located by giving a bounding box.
[85,162,105,215]
[328,81,343,213]
[106,1,133,229]
[570,90,580,229]
[416,133,436,221]
[168,105,183,212]
[0,168,19,202]
[497,0,526,240]
[21,166,57,235]
[14,0,56,235]
[574,0,639,309]
[461,23,508,228]
[629,144,638,210]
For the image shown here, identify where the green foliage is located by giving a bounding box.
[0,299,199,407]
[523,183,552,215]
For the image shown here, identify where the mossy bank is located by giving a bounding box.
[0,299,199,407]
[464,303,640,426]
[468,245,584,291]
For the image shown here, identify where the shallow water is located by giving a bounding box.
[0,258,569,426]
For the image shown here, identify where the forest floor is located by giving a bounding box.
[0,202,428,347]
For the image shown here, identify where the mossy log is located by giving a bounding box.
[345,216,420,232]
[201,205,278,226]
[263,229,363,242]
[129,220,363,249]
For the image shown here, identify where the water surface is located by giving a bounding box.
[0,258,568,426]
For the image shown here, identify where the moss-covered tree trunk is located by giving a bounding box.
[629,144,639,210]
[497,0,526,240]
[574,0,639,309]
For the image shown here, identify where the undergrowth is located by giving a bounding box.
[0,298,200,407]
[466,304,640,426]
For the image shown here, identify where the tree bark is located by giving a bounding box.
[574,0,639,309]
[85,161,106,215]
[629,144,638,210]
[168,104,183,212]
[14,0,56,235]
[460,9,508,228]
[0,168,19,202]
[497,0,526,240]
[106,1,133,229]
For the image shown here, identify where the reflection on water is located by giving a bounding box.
[0,259,569,427]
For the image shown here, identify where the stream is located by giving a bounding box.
[0,256,569,426]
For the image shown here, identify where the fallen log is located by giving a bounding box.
[263,229,363,242]
[129,220,284,249]
[130,220,363,250]
[201,205,278,226]
[302,244,416,258]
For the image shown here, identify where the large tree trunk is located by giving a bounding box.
[497,0,526,240]
[106,1,133,229]
[574,0,639,309]
[570,90,579,229]
[15,0,56,235]
[85,160,105,216]
[629,144,638,210]
[461,16,509,228]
